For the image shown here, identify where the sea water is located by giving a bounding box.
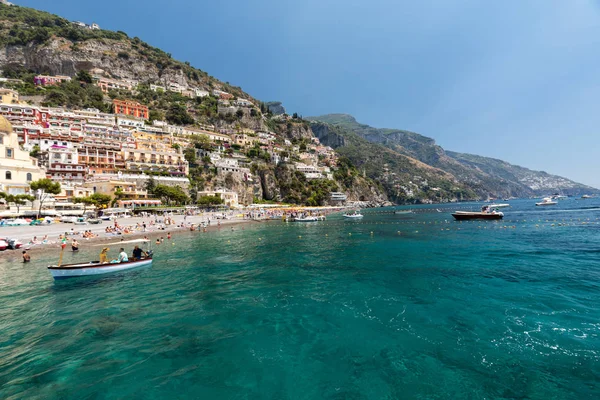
[0,199,599,399]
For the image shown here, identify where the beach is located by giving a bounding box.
[0,212,256,263]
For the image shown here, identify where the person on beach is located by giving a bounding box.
[155,238,160,245]
[167,232,171,240]
[99,247,109,264]
[71,239,79,252]
[22,251,30,263]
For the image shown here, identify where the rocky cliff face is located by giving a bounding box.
[309,114,595,197]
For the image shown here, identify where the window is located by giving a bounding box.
[6,148,14,158]
[26,173,32,181]
[5,171,12,180]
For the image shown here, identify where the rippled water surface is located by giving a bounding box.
[1,199,599,399]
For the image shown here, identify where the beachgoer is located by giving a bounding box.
[71,239,79,252]
[155,238,160,245]
[99,247,109,264]
[22,251,30,263]
[167,232,171,240]
[117,248,128,263]
[160,237,164,243]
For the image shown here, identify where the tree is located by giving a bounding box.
[153,184,189,205]
[184,146,197,166]
[76,70,93,84]
[145,176,157,194]
[197,195,224,206]
[89,193,112,212]
[30,178,61,219]
[166,103,194,125]
[11,194,36,214]
[191,134,211,150]
[72,196,96,214]
[29,145,41,158]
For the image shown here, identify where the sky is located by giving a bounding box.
[15,0,600,187]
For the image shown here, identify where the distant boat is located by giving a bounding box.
[394,210,413,214]
[581,194,592,199]
[452,206,503,220]
[343,210,364,219]
[292,216,322,222]
[452,211,503,220]
[536,197,557,206]
[489,203,510,208]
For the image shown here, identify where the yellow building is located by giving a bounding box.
[0,116,45,194]
[83,179,148,200]
[0,89,19,104]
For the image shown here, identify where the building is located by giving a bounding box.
[44,145,86,183]
[234,98,253,107]
[34,75,72,86]
[212,89,233,100]
[93,173,189,190]
[0,103,45,126]
[113,99,149,119]
[0,116,45,195]
[83,179,148,200]
[96,77,135,93]
[194,88,210,98]
[197,189,239,208]
[150,84,166,92]
[116,117,145,129]
[0,89,19,104]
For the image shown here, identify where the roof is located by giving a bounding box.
[0,115,12,133]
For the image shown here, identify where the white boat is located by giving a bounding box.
[292,216,323,222]
[47,239,153,280]
[581,195,592,199]
[536,197,557,206]
[343,211,364,219]
[394,210,413,214]
[489,203,510,208]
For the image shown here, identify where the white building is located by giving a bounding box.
[150,84,166,92]
[0,116,45,195]
[197,189,239,208]
[116,117,145,129]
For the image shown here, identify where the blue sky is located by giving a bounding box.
[16,0,600,188]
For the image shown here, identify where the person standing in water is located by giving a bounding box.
[22,250,31,263]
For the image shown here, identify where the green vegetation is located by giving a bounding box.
[196,195,223,206]
[42,80,110,111]
[151,184,189,205]
[29,178,61,218]
[0,192,35,214]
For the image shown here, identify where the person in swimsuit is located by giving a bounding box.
[22,251,30,263]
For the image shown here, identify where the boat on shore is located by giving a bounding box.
[47,239,153,280]
[452,205,503,220]
[536,197,557,206]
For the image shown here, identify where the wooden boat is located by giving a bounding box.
[47,239,153,280]
[452,211,504,220]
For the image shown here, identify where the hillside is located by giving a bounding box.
[309,114,594,198]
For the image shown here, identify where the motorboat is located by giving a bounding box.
[536,197,557,206]
[343,211,364,219]
[47,239,153,280]
[452,205,503,220]
[489,203,510,208]
[291,215,324,222]
[0,237,23,250]
[581,195,592,199]
[394,210,413,214]
[74,217,88,225]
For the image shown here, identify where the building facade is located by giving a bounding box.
[113,99,149,119]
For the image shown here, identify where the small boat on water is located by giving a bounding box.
[343,210,364,219]
[452,205,503,220]
[489,203,510,208]
[47,239,153,280]
[292,216,322,222]
[394,210,413,214]
[536,197,557,206]
[581,194,592,199]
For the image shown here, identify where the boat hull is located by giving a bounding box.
[343,215,363,219]
[394,210,413,214]
[452,212,503,221]
[48,259,153,279]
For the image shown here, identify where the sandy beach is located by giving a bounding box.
[0,213,257,263]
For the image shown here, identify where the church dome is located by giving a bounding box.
[0,115,12,133]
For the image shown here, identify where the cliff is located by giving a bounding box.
[309,114,595,198]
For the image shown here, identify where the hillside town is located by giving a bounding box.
[0,73,343,217]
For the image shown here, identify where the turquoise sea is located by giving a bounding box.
[1,199,599,399]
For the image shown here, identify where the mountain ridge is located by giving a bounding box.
[308,113,595,198]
